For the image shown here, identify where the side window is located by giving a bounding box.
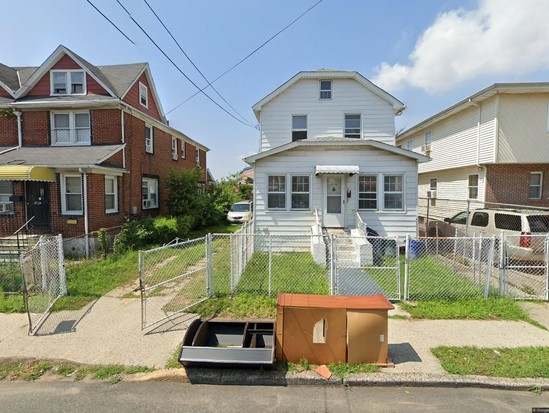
[470,212,489,227]
[495,214,522,231]
[450,211,468,225]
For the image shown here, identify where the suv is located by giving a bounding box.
[227,200,253,224]
[428,209,548,261]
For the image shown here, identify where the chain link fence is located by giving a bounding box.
[63,227,121,260]
[21,235,66,335]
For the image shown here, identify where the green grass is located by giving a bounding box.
[400,297,544,327]
[327,362,380,379]
[165,346,184,369]
[432,346,549,378]
[0,293,25,313]
[190,294,277,318]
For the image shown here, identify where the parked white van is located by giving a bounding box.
[227,201,253,224]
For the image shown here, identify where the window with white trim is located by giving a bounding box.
[384,175,403,210]
[358,175,377,210]
[0,181,14,214]
[291,175,310,209]
[181,141,186,159]
[51,70,86,95]
[142,177,158,209]
[424,131,432,145]
[468,174,479,199]
[292,115,307,141]
[139,82,148,107]
[430,178,437,190]
[344,114,361,138]
[406,140,413,150]
[51,111,90,145]
[528,172,543,199]
[319,80,332,100]
[171,138,178,160]
[267,175,286,209]
[195,147,200,166]
[61,174,83,215]
[105,176,118,213]
[145,125,153,153]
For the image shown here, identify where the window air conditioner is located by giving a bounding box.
[426,190,437,199]
[0,202,14,213]
[421,144,432,153]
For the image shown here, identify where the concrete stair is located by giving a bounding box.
[0,236,40,262]
[326,229,359,268]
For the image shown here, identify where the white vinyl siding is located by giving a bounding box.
[259,78,396,151]
[105,176,118,213]
[61,174,83,215]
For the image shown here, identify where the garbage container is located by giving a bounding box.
[409,239,426,259]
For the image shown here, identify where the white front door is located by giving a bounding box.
[323,175,345,227]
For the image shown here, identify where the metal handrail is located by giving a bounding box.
[355,212,367,235]
[14,215,35,253]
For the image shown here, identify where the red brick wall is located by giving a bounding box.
[91,109,121,144]
[485,164,549,207]
[22,111,50,145]
[123,72,162,121]
[0,182,24,235]
[0,115,18,146]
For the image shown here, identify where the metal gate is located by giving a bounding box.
[21,235,66,335]
[139,236,212,329]
[333,235,401,300]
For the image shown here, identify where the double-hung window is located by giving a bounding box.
[528,172,543,199]
[384,175,403,210]
[145,125,154,153]
[291,115,307,141]
[406,140,413,151]
[181,141,186,159]
[344,114,361,138]
[52,111,91,145]
[424,131,432,145]
[142,177,158,209]
[61,174,83,215]
[291,175,310,209]
[468,174,479,199]
[195,147,200,166]
[267,175,286,209]
[320,80,332,100]
[51,70,86,95]
[0,181,14,213]
[105,176,118,213]
[171,138,178,160]
[358,175,377,210]
[139,82,148,107]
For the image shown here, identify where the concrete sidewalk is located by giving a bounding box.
[1,296,549,388]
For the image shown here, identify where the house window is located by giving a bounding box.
[139,82,148,107]
[291,175,310,209]
[51,70,86,95]
[430,178,437,190]
[181,141,186,159]
[195,147,200,166]
[344,114,361,138]
[468,174,479,199]
[292,115,307,141]
[145,125,153,153]
[0,181,14,214]
[424,131,432,145]
[406,140,413,150]
[51,112,91,145]
[105,176,118,213]
[358,175,377,210]
[171,138,178,160]
[267,175,286,209]
[61,174,83,215]
[528,172,543,199]
[320,80,332,100]
[384,175,403,210]
[142,177,158,209]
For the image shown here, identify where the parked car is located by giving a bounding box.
[227,200,253,224]
[427,209,549,261]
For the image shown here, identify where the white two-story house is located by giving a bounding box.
[244,70,429,237]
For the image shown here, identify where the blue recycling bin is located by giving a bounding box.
[409,240,426,259]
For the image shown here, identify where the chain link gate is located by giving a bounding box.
[21,235,66,335]
[139,236,212,330]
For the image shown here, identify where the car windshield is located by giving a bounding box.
[230,203,250,212]
[527,215,549,233]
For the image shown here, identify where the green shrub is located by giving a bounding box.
[0,262,22,293]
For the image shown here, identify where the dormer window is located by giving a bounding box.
[51,70,86,95]
[139,82,148,107]
[320,80,332,100]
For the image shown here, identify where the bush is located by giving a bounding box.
[0,262,22,293]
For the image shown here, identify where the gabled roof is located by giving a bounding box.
[397,82,549,140]
[252,70,405,118]
[0,63,18,96]
[244,137,429,164]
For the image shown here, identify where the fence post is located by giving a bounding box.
[465,200,470,236]
[484,236,496,299]
[138,250,145,330]
[39,236,47,291]
[57,234,67,296]
[230,233,235,296]
[206,234,213,297]
[268,235,272,297]
[499,232,505,297]
[404,235,410,301]
[330,234,336,295]
[545,238,549,302]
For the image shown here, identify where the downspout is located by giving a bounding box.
[0,109,23,155]
[121,110,126,169]
[79,168,90,258]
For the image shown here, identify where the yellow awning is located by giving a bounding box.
[0,165,55,182]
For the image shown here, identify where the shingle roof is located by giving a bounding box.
[0,63,19,92]
[96,63,147,97]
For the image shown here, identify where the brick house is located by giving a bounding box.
[0,45,208,238]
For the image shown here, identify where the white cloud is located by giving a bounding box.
[373,0,549,93]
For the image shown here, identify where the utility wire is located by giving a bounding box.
[166,0,324,115]
[85,0,135,45]
[143,0,254,126]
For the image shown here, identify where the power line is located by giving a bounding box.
[85,0,135,45]
[143,0,254,126]
[166,0,325,115]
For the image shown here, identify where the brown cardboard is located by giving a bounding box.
[347,310,389,364]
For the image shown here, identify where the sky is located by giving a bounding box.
[2,0,549,180]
